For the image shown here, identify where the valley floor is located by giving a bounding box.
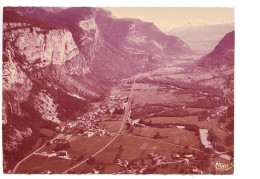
[12,60,234,174]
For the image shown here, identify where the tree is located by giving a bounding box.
[216,144,225,152]
[86,157,95,165]
[77,155,84,161]
[154,132,161,139]
[118,145,123,151]
[137,126,142,136]
[97,164,105,170]
[46,141,51,146]
[219,116,226,123]
[53,142,70,151]
[126,123,133,133]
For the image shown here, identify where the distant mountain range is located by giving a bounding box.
[198,31,234,68]
[167,24,234,55]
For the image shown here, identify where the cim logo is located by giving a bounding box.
[211,161,234,171]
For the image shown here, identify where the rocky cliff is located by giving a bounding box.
[2,7,193,172]
[2,9,106,171]
[17,7,193,79]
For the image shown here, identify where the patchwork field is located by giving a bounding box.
[13,64,234,174]
[132,83,198,106]
[72,133,197,174]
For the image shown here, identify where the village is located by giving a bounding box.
[113,151,201,174]
[32,95,130,161]
[12,70,233,174]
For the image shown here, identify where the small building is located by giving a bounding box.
[110,108,115,114]
[131,119,140,126]
[91,169,99,174]
[184,158,189,164]
[115,159,123,166]
[83,131,95,138]
[57,150,67,157]
[171,153,180,159]
[185,154,193,158]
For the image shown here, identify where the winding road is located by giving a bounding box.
[12,134,62,173]
[62,77,139,173]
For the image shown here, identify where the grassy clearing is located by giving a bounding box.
[73,161,123,174]
[15,155,72,173]
[185,108,206,114]
[110,89,131,98]
[101,164,123,174]
[165,73,193,83]
[143,116,199,124]
[24,138,43,155]
[154,163,187,174]
[67,135,113,158]
[38,135,113,159]
[23,128,58,156]
[98,120,126,133]
[135,127,200,148]
[132,89,196,106]
[39,128,56,137]
[152,117,228,141]
[141,115,230,147]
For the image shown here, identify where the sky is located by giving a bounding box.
[104,7,234,32]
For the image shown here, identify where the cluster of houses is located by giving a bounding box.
[55,94,130,139]
[82,127,111,138]
[51,134,72,144]
[115,152,169,174]
[48,94,131,164]
[90,169,100,174]
[56,118,112,138]
[115,158,147,174]
[81,108,105,121]
[107,95,128,114]
[56,150,67,157]
[149,152,166,165]
[192,167,205,174]
[78,95,128,120]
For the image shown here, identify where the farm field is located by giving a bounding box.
[134,127,200,148]
[132,84,197,106]
[15,155,72,173]
[98,120,125,133]
[72,133,198,174]
[12,63,234,174]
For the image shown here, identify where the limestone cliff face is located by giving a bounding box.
[2,22,90,125]
[78,18,100,61]
[3,22,80,70]
[34,90,60,123]
[3,24,33,122]
[2,20,97,171]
